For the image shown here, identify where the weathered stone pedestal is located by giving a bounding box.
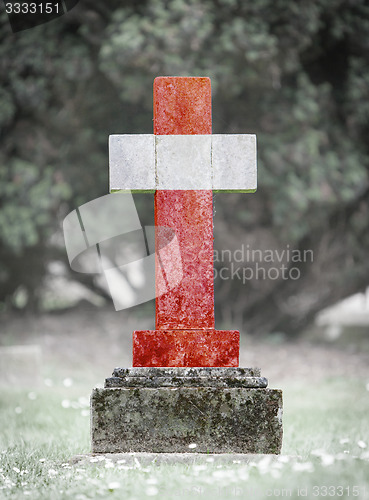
[91,367,283,454]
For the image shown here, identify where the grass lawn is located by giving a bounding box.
[1,376,369,499]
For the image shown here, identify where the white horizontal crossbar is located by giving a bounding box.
[109,134,257,192]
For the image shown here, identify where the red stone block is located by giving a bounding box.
[133,330,239,367]
[154,77,212,135]
[155,190,214,330]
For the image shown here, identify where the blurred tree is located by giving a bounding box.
[0,0,368,334]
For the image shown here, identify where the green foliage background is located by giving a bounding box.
[0,0,369,333]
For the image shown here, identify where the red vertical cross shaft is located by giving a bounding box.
[132,77,239,367]
[154,77,214,329]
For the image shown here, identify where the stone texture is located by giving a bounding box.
[113,367,261,377]
[153,77,212,135]
[91,385,283,454]
[72,453,297,466]
[156,135,212,189]
[105,375,268,388]
[155,190,215,331]
[133,330,239,367]
[109,134,155,192]
[212,134,257,192]
[108,133,257,191]
[108,367,265,388]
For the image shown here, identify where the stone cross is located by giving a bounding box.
[109,77,257,367]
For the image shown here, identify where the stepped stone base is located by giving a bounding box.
[91,367,283,454]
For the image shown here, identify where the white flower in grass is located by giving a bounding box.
[4,477,14,487]
[39,459,46,463]
[188,443,197,449]
[321,454,335,467]
[13,467,20,474]
[15,407,22,414]
[256,455,272,474]
[48,469,58,477]
[292,462,314,472]
[339,438,349,445]
[212,469,228,479]
[272,461,283,470]
[193,464,207,472]
[214,469,238,481]
[336,453,349,460]
[104,462,114,469]
[206,457,214,463]
[146,486,159,496]
[90,458,99,463]
[27,392,37,400]
[63,378,73,387]
[108,482,121,491]
[238,468,249,481]
[78,396,90,408]
[61,400,70,409]
[117,465,130,470]
[24,491,31,496]
[271,468,281,479]
[116,459,126,464]
[81,410,89,417]
[358,440,367,449]
[311,449,325,457]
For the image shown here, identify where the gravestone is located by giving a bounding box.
[91,77,283,453]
